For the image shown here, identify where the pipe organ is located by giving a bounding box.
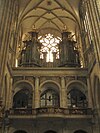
[18,31,80,67]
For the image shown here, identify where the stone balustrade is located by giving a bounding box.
[8,107,92,116]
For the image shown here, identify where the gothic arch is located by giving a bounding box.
[12,80,34,108]
[66,80,88,108]
[39,80,61,94]
[13,80,34,95]
[66,80,87,95]
[39,80,60,107]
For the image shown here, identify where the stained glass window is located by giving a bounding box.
[38,33,61,62]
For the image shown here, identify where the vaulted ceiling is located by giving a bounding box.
[18,0,80,39]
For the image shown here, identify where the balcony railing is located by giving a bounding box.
[8,107,93,117]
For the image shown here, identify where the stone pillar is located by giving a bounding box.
[87,77,93,108]
[4,126,9,133]
[34,77,40,108]
[61,77,66,108]
[8,78,13,109]
[96,0,100,14]
[88,0,100,64]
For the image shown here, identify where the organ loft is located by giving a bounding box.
[0,0,100,133]
[18,31,80,67]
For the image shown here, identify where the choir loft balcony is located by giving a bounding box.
[8,107,93,119]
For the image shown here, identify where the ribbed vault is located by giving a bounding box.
[18,0,80,39]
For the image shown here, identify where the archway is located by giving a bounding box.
[40,81,60,107]
[14,130,27,133]
[40,89,60,107]
[13,89,30,108]
[74,130,87,133]
[44,130,57,133]
[13,82,33,108]
[67,89,87,108]
[67,82,88,108]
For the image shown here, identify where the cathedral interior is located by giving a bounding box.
[0,0,100,133]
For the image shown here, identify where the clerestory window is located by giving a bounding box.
[38,33,61,62]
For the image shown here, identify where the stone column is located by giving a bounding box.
[34,77,40,108]
[87,77,93,108]
[96,0,100,14]
[88,0,100,63]
[61,77,66,108]
[8,78,13,109]
[4,126,9,133]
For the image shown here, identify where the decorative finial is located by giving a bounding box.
[62,25,68,32]
[64,25,67,30]
[32,25,37,31]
